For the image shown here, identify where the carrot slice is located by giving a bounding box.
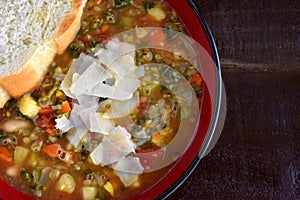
[0,146,12,162]
[46,129,56,137]
[42,144,61,158]
[39,107,55,115]
[60,101,71,113]
[189,73,203,87]
[101,24,109,32]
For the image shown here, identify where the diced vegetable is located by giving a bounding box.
[56,90,66,100]
[103,181,114,197]
[39,107,55,115]
[42,144,61,158]
[0,146,12,162]
[189,73,203,87]
[27,152,39,167]
[14,146,30,164]
[35,114,56,129]
[45,129,56,136]
[119,16,133,28]
[101,24,109,32]
[60,101,72,113]
[17,95,40,118]
[49,169,60,180]
[148,7,166,21]
[56,173,76,194]
[32,170,41,183]
[82,186,98,200]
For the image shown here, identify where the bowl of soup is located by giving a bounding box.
[0,0,224,199]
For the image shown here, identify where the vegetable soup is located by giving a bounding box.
[0,0,203,199]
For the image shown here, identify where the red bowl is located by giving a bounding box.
[0,0,223,199]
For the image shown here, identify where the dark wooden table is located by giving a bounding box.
[168,0,300,199]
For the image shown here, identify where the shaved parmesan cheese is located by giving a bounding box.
[77,95,99,110]
[61,54,95,98]
[108,54,136,77]
[135,66,145,78]
[113,156,144,187]
[55,116,73,133]
[87,83,133,100]
[132,130,150,146]
[67,104,89,147]
[89,113,115,135]
[60,40,144,149]
[95,40,135,67]
[116,77,141,93]
[98,99,112,113]
[70,61,112,96]
[104,92,139,119]
[79,107,93,129]
[90,126,135,166]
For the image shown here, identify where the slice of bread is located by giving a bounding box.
[0,0,87,107]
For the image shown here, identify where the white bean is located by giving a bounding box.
[0,119,33,133]
[6,165,19,177]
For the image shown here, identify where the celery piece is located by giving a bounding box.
[17,95,40,118]
[82,186,98,200]
[56,173,76,194]
[14,146,30,164]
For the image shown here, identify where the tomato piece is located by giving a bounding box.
[35,114,56,129]
[42,144,61,158]
[93,33,110,43]
[39,107,55,115]
[137,102,149,111]
[0,146,12,162]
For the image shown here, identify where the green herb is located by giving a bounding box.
[21,169,33,182]
[70,41,84,58]
[143,1,155,10]
[0,129,6,139]
[103,10,116,24]
[113,0,130,8]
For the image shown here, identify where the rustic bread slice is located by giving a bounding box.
[0,0,87,107]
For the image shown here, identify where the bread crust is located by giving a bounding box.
[0,87,10,108]
[0,41,57,98]
[0,0,86,106]
[55,0,86,54]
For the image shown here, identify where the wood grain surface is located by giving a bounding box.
[167,0,300,199]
